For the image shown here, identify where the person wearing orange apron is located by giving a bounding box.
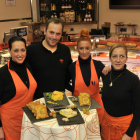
[66,29,110,124]
[73,59,104,124]
[101,44,140,140]
[0,36,37,140]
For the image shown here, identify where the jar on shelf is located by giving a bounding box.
[69,10,75,22]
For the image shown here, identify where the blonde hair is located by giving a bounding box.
[109,43,127,58]
[77,28,92,47]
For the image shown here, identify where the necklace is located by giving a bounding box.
[109,72,122,87]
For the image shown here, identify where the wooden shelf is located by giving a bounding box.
[40,9,94,12]
[41,21,97,26]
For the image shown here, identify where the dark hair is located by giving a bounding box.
[45,18,64,32]
[8,36,26,50]
[77,28,92,48]
[109,43,127,58]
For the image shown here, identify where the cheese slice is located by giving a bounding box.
[59,108,77,118]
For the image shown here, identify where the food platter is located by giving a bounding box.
[22,106,53,123]
[55,108,85,126]
[68,96,101,111]
[125,43,137,48]
[43,91,70,108]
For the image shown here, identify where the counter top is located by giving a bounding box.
[0,40,140,51]
[0,44,9,52]
[61,41,140,46]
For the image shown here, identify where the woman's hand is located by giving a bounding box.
[122,134,131,140]
[102,65,111,75]
[0,127,4,140]
[65,91,72,96]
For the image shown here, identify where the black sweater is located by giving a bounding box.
[102,65,140,137]
[26,41,72,99]
[66,55,104,93]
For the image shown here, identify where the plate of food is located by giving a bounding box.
[22,100,54,123]
[130,46,140,50]
[125,43,137,48]
[106,42,116,47]
[69,93,101,111]
[43,91,70,108]
[96,44,108,49]
[55,107,85,126]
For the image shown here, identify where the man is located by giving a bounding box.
[26,18,72,99]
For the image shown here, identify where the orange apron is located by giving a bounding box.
[1,60,37,140]
[73,59,104,124]
[101,111,137,140]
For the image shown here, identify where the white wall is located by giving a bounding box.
[0,0,32,44]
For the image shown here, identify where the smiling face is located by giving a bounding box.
[110,47,127,70]
[9,41,26,64]
[44,22,62,48]
[77,40,92,60]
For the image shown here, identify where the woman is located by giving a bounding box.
[101,43,140,140]
[66,28,110,124]
[0,36,37,140]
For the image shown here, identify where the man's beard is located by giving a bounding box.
[45,38,58,47]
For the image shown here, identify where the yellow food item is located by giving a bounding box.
[47,101,59,105]
[26,101,49,119]
[51,90,64,101]
[97,45,107,48]
[78,93,91,106]
[34,104,49,119]
[59,108,77,118]
[125,43,136,48]
[79,92,90,97]
[26,100,40,113]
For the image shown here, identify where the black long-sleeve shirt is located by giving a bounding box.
[102,65,140,137]
[0,58,32,127]
[26,41,72,99]
[66,55,105,93]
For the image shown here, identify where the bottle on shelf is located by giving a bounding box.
[40,2,44,11]
[88,11,91,18]
[61,0,65,10]
[87,18,90,22]
[89,17,92,22]
[51,14,54,18]
[68,0,72,10]
[82,0,86,10]
[84,17,87,22]
[88,1,92,9]
[43,2,46,11]
[51,2,56,10]
[78,1,81,9]
[85,11,88,18]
